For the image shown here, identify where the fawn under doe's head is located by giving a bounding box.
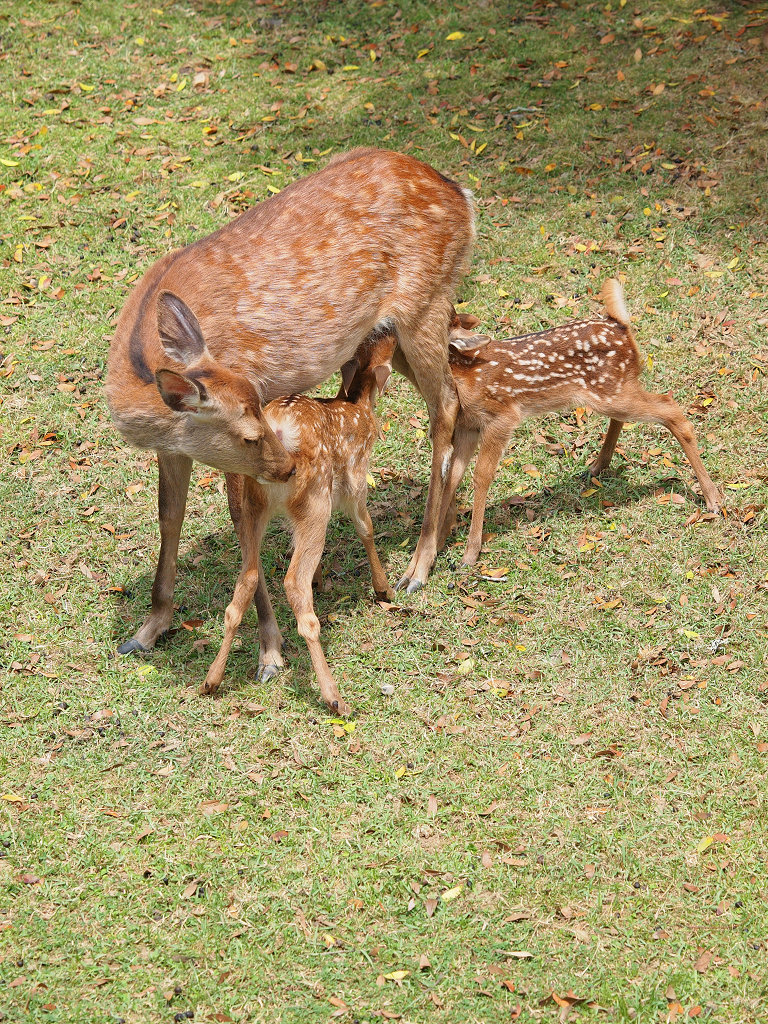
[153,292,296,481]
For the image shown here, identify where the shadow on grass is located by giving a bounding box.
[110,508,418,707]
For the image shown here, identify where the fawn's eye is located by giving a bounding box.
[243,436,261,446]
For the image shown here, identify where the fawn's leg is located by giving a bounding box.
[253,558,285,681]
[436,428,479,552]
[644,392,722,512]
[283,512,351,716]
[395,298,460,594]
[347,498,394,601]
[200,484,267,695]
[588,418,624,477]
[463,421,514,567]
[119,452,192,654]
[600,390,722,513]
[227,472,283,680]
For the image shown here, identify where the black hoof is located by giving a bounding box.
[394,575,410,593]
[258,664,281,682]
[117,638,149,655]
[405,578,423,594]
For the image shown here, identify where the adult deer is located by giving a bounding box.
[106,148,474,654]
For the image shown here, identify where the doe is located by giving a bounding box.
[439,279,722,565]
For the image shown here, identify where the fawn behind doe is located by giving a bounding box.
[439,279,722,565]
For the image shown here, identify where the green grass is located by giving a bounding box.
[1,1,768,1021]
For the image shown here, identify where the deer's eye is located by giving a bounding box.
[243,436,261,446]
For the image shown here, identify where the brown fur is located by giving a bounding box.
[108,149,474,652]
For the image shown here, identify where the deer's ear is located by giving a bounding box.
[156,291,207,365]
[373,362,392,396]
[457,312,482,330]
[449,334,492,356]
[155,368,209,413]
[339,358,358,398]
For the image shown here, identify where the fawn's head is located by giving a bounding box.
[153,292,295,481]
[338,333,397,405]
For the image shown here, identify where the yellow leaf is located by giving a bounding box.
[681,630,700,640]
[588,103,603,110]
[456,658,474,676]
[574,243,587,252]
[366,472,376,488]
[1,793,24,803]
[544,162,556,171]
[266,184,281,194]
[647,354,654,371]
[416,48,431,59]
[13,244,22,263]
[475,142,487,155]
[661,162,677,169]
[581,487,598,497]
[497,287,509,297]
[323,933,337,947]
[343,721,356,734]
[227,172,244,182]
[643,206,652,216]
[0,157,19,167]
[342,65,360,71]
[515,644,527,651]
[697,835,714,853]
[176,78,187,91]
[441,885,464,901]
[189,181,206,188]
[445,31,465,41]
[370,49,376,61]
[135,36,145,45]
[395,766,407,779]
[727,257,739,269]
[79,82,94,92]
[384,970,409,981]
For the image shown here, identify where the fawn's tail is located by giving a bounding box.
[600,278,631,328]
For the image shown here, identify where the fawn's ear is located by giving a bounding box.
[156,291,207,365]
[373,362,392,396]
[339,357,358,398]
[457,312,482,331]
[155,368,210,413]
[449,333,492,356]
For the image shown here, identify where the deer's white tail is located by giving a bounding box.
[600,278,630,328]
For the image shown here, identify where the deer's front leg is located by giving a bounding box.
[282,510,351,716]
[201,484,267,696]
[118,452,192,654]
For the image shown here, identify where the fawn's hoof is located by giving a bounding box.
[405,578,423,595]
[199,678,221,696]
[375,588,396,602]
[257,663,281,682]
[117,637,149,655]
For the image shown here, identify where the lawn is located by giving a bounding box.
[1,1,767,1022]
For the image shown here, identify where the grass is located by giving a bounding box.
[1,1,767,1021]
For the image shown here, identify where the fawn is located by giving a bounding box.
[200,334,396,717]
[438,279,722,565]
[107,149,475,656]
